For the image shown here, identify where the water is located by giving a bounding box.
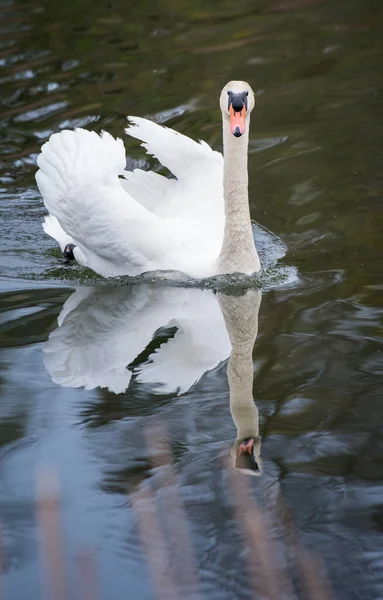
[0,0,382,598]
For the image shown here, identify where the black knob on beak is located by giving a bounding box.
[227,90,248,111]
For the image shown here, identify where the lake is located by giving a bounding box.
[0,0,382,598]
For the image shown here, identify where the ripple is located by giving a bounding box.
[13,100,68,123]
[248,135,288,153]
[147,99,198,124]
[58,114,100,130]
[35,223,298,291]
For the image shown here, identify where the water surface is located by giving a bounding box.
[0,0,382,598]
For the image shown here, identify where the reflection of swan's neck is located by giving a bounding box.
[219,290,261,442]
[218,118,261,274]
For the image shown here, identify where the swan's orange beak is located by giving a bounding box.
[229,105,246,137]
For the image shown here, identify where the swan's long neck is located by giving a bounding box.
[218,117,261,274]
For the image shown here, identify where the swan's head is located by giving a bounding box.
[231,436,262,476]
[220,80,255,138]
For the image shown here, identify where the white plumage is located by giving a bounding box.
[36,118,225,278]
[37,81,264,278]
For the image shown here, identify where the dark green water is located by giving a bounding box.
[0,0,382,598]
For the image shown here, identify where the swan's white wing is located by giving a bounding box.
[121,169,176,214]
[36,129,183,276]
[124,117,224,222]
[126,117,222,180]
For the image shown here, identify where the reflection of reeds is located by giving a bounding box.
[132,482,179,600]
[0,523,3,600]
[33,429,334,600]
[134,426,202,600]
[274,494,333,600]
[36,471,68,600]
[227,463,292,599]
[77,550,100,600]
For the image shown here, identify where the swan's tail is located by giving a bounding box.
[42,214,74,253]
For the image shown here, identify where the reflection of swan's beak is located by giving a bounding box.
[234,437,262,476]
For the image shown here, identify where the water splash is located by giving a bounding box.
[33,222,298,291]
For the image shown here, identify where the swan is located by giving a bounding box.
[36,81,260,278]
[44,284,262,474]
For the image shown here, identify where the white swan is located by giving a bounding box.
[36,81,260,278]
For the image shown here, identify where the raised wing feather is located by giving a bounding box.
[36,129,182,275]
[126,117,222,180]
[125,117,224,224]
[121,169,176,214]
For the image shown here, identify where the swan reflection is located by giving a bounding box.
[219,290,262,475]
[44,286,230,394]
[44,285,262,474]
